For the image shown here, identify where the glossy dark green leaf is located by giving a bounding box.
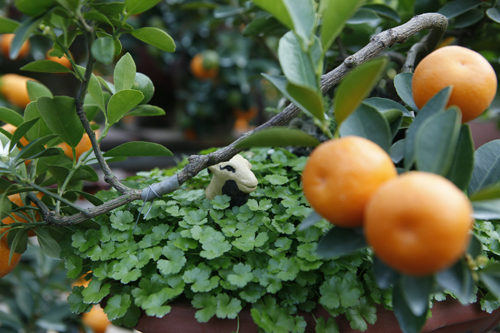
[438,0,483,19]
[46,164,70,187]
[316,227,367,258]
[278,31,319,90]
[394,73,419,111]
[26,81,53,102]
[486,8,500,23]
[83,11,113,27]
[262,74,325,121]
[18,135,59,160]
[213,5,246,18]
[390,139,405,164]
[91,37,115,65]
[114,53,136,92]
[20,60,72,73]
[381,109,404,139]
[445,125,474,191]
[401,275,432,317]
[363,97,413,117]
[90,2,125,16]
[333,57,388,126]
[35,227,62,258]
[107,90,144,125]
[468,140,500,195]
[10,16,43,60]
[23,147,62,161]
[88,74,105,112]
[10,118,39,148]
[415,107,461,175]
[297,211,323,231]
[346,8,381,25]
[363,4,401,22]
[70,191,104,206]
[24,102,53,142]
[471,199,500,220]
[339,103,392,153]
[0,107,24,126]
[468,234,483,258]
[470,183,500,201]
[7,229,28,259]
[454,8,484,28]
[283,0,316,45]
[320,0,363,51]
[37,96,84,147]
[251,0,294,30]
[436,259,473,304]
[0,178,16,194]
[130,28,175,52]
[373,256,399,289]
[479,262,500,299]
[125,0,161,15]
[103,141,173,157]
[242,15,284,36]
[0,17,20,33]
[392,279,428,333]
[127,105,166,117]
[404,86,452,169]
[235,127,320,149]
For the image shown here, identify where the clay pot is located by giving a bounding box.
[134,297,500,333]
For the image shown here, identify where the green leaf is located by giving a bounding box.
[401,275,431,317]
[235,127,319,149]
[297,211,323,231]
[20,60,73,73]
[0,17,20,33]
[10,117,38,147]
[83,10,113,27]
[320,0,364,51]
[130,27,175,52]
[262,74,324,121]
[454,8,484,28]
[363,97,413,118]
[0,107,24,126]
[91,37,115,65]
[339,103,392,153]
[127,105,166,117]
[333,57,388,126]
[228,263,253,288]
[415,107,461,175]
[18,134,59,160]
[436,259,473,304]
[346,8,381,25]
[404,86,452,169]
[114,53,136,92]
[103,141,172,157]
[65,255,83,279]
[125,0,161,15]
[470,183,500,201]
[242,15,283,37]
[468,140,500,195]
[68,287,92,313]
[251,0,294,30]
[82,279,111,304]
[26,81,53,101]
[316,227,367,258]
[104,294,131,321]
[282,0,316,45]
[216,293,242,319]
[107,90,144,125]
[7,228,28,254]
[438,0,483,19]
[90,2,125,16]
[472,199,500,220]
[192,294,217,323]
[373,256,399,289]
[37,96,84,147]
[445,124,474,191]
[394,73,419,111]
[479,262,500,300]
[362,4,401,22]
[84,75,105,114]
[35,228,62,258]
[10,16,43,60]
[486,8,500,23]
[392,279,428,333]
[278,31,320,90]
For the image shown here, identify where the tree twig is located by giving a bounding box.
[47,13,449,226]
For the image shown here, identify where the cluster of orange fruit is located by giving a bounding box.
[303,46,497,277]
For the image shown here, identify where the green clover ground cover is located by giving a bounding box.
[62,147,480,332]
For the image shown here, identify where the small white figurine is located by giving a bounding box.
[205,154,258,207]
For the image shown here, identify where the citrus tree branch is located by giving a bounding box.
[46,13,448,226]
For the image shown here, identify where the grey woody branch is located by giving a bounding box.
[49,13,448,226]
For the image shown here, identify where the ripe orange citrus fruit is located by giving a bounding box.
[0,34,30,60]
[0,227,21,278]
[412,45,497,123]
[2,193,43,237]
[190,50,219,80]
[0,74,36,108]
[46,50,72,69]
[82,304,110,333]
[302,136,397,227]
[364,172,473,276]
